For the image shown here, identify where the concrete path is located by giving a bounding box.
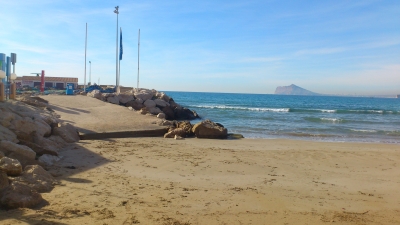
[41,95,165,135]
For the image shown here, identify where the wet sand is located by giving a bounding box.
[1,138,399,225]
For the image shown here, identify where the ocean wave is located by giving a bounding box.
[321,118,343,123]
[320,109,337,113]
[386,131,400,136]
[350,129,377,133]
[290,108,337,113]
[190,104,398,115]
[284,132,337,138]
[305,117,344,123]
[347,110,385,114]
[189,105,290,112]
[291,108,397,114]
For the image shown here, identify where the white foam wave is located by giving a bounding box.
[368,110,383,114]
[350,129,377,133]
[321,118,342,123]
[190,105,290,112]
[349,110,384,114]
[320,109,337,113]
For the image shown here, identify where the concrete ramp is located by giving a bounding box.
[41,95,167,139]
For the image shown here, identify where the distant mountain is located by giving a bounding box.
[274,84,320,96]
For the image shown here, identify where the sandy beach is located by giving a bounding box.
[1,136,399,225]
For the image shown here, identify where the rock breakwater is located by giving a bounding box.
[86,88,200,121]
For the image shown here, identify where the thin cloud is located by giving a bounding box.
[294,47,347,56]
[241,57,285,63]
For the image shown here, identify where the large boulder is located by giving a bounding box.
[0,171,9,191]
[38,154,61,167]
[143,99,156,108]
[192,120,228,139]
[52,123,80,143]
[0,181,43,209]
[0,111,15,128]
[12,117,51,138]
[160,93,171,103]
[117,94,135,104]
[164,128,186,138]
[134,92,153,102]
[87,90,103,100]
[0,124,18,143]
[12,165,56,192]
[169,100,181,109]
[174,107,199,120]
[47,135,68,149]
[162,106,175,120]
[19,140,58,156]
[0,157,22,176]
[147,107,162,115]
[157,113,166,119]
[7,152,42,169]
[107,96,120,105]
[32,136,63,154]
[102,93,114,99]
[0,140,36,160]
[139,108,149,115]
[31,113,59,128]
[14,130,35,143]
[126,99,144,110]
[154,99,169,108]
[177,121,194,137]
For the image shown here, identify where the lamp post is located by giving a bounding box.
[89,61,91,86]
[114,6,119,92]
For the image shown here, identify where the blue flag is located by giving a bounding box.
[119,28,123,60]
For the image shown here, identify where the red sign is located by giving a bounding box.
[41,70,45,93]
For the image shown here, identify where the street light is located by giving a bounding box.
[114,6,119,92]
[89,61,91,86]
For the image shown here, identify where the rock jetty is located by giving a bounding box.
[86,88,200,121]
[85,87,231,139]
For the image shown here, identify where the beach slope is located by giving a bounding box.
[1,138,399,224]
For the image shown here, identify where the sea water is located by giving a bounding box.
[164,91,400,143]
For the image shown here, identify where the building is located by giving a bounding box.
[15,76,78,89]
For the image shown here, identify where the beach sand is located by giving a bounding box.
[1,137,399,225]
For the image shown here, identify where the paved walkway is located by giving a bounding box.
[41,95,163,134]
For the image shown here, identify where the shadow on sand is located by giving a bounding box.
[0,130,112,224]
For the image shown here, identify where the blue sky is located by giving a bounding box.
[0,0,399,95]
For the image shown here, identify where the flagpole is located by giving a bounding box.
[114,6,119,93]
[84,22,87,92]
[119,27,121,92]
[137,29,140,90]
